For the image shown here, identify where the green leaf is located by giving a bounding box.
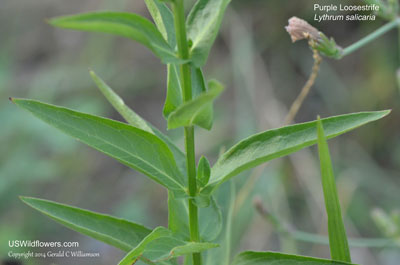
[118,227,171,265]
[90,70,186,175]
[163,67,211,120]
[141,0,182,126]
[20,197,151,252]
[118,226,218,265]
[197,156,211,187]
[167,80,224,130]
[90,70,152,133]
[194,193,211,208]
[12,98,186,196]
[49,12,180,64]
[232,251,356,265]
[317,117,351,262]
[168,191,189,240]
[164,64,182,118]
[192,67,208,96]
[168,192,223,241]
[144,0,176,47]
[191,68,214,127]
[187,0,232,67]
[204,181,236,265]
[204,110,390,194]
[169,242,219,258]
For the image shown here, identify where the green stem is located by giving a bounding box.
[397,26,400,90]
[172,1,201,264]
[342,18,400,57]
[398,25,400,63]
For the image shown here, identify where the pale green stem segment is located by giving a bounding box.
[342,18,400,58]
[172,1,201,265]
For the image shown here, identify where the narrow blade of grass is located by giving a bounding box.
[317,117,351,262]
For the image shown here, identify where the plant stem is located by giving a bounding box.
[397,23,400,89]
[185,126,200,236]
[172,1,201,264]
[284,48,322,125]
[342,18,400,57]
[396,16,400,90]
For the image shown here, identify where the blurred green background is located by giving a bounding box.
[1,0,400,264]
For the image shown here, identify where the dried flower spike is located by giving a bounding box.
[285,16,343,59]
[285,16,321,43]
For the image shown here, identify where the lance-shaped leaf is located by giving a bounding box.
[317,117,351,262]
[163,67,211,119]
[164,64,183,118]
[12,98,186,196]
[90,71,186,176]
[203,110,390,194]
[187,0,231,67]
[204,181,236,265]
[49,12,180,64]
[191,68,214,128]
[144,0,176,47]
[167,80,224,130]
[232,251,356,265]
[20,197,151,252]
[90,71,152,132]
[197,156,211,187]
[141,0,183,123]
[118,226,218,265]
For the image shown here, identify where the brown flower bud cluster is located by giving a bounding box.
[285,16,321,43]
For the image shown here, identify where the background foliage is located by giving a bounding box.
[1,0,399,264]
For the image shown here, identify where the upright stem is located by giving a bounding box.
[397,26,400,90]
[398,25,400,63]
[342,18,400,57]
[172,1,201,264]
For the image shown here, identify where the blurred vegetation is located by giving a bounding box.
[1,0,400,264]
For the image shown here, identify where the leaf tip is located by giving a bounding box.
[19,196,34,205]
[89,69,96,79]
[197,156,211,187]
[44,18,52,25]
[46,17,58,26]
[10,97,25,106]
[383,109,392,116]
[166,118,176,130]
[208,79,225,94]
[372,109,391,119]
[10,98,30,108]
